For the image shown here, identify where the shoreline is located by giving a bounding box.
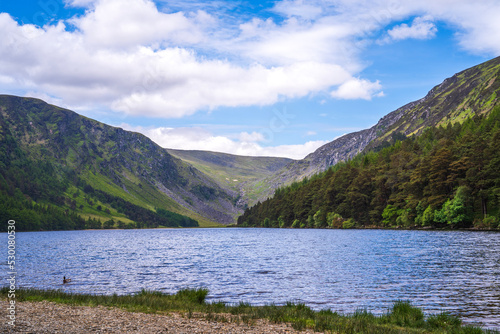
[1,288,494,333]
[0,300,312,334]
[3,226,499,233]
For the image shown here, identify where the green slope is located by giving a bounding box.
[239,57,500,229]
[167,149,293,208]
[239,106,500,230]
[0,95,238,229]
[370,55,500,148]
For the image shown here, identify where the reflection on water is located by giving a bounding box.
[1,228,499,329]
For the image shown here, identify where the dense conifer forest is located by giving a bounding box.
[238,106,500,230]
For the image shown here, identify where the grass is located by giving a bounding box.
[2,288,496,333]
[78,171,221,228]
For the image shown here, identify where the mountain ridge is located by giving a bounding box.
[264,56,500,192]
[0,95,240,226]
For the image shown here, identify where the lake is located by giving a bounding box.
[2,228,499,329]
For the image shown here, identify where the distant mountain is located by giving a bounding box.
[0,95,240,227]
[267,56,500,189]
[167,149,292,208]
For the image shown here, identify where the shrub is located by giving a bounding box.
[342,218,356,229]
[426,312,461,330]
[326,212,343,228]
[175,288,209,304]
[482,215,498,229]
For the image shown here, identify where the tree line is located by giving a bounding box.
[82,184,198,228]
[238,106,500,230]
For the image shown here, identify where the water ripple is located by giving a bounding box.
[1,228,499,329]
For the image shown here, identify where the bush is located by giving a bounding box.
[278,216,286,228]
[426,312,461,330]
[482,215,498,229]
[327,212,343,228]
[342,218,356,229]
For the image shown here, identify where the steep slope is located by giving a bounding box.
[0,95,239,226]
[268,56,500,189]
[167,149,292,208]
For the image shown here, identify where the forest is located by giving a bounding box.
[238,106,500,230]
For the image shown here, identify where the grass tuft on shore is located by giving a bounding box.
[1,287,496,333]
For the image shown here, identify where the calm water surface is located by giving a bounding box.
[1,228,499,329]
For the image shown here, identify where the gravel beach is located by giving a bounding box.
[0,300,320,333]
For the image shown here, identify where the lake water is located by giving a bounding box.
[2,228,499,329]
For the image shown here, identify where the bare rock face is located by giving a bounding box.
[266,99,419,188]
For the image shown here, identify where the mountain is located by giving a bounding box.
[267,56,500,189]
[0,95,240,228]
[166,149,292,208]
[2,57,500,230]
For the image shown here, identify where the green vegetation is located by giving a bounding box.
[0,95,205,231]
[0,157,199,231]
[238,105,500,230]
[167,149,292,208]
[372,56,500,148]
[2,288,493,333]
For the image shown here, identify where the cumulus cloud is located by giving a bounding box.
[238,131,265,142]
[379,16,437,44]
[0,0,386,118]
[119,124,327,159]
[275,0,500,55]
[330,78,384,100]
[71,0,207,50]
[1,0,499,121]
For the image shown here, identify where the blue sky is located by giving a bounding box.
[0,0,498,159]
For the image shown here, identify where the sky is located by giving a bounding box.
[0,0,499,159]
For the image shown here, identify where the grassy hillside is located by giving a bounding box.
[369,55,500,149]
[0,95,237,229]
[167,149,293,208]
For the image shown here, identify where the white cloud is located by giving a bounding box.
[64,0,97,7]
[0,0,387,119]
[119,124,327,159]
[1,0,500,121]
[239,131,265,142]
[380,16,437,44]
[330,78,384,100]
[71,0,206,50]
[272,0,323,20]
[273,0,500,55]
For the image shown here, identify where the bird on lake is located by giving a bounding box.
[63,276,71,284]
